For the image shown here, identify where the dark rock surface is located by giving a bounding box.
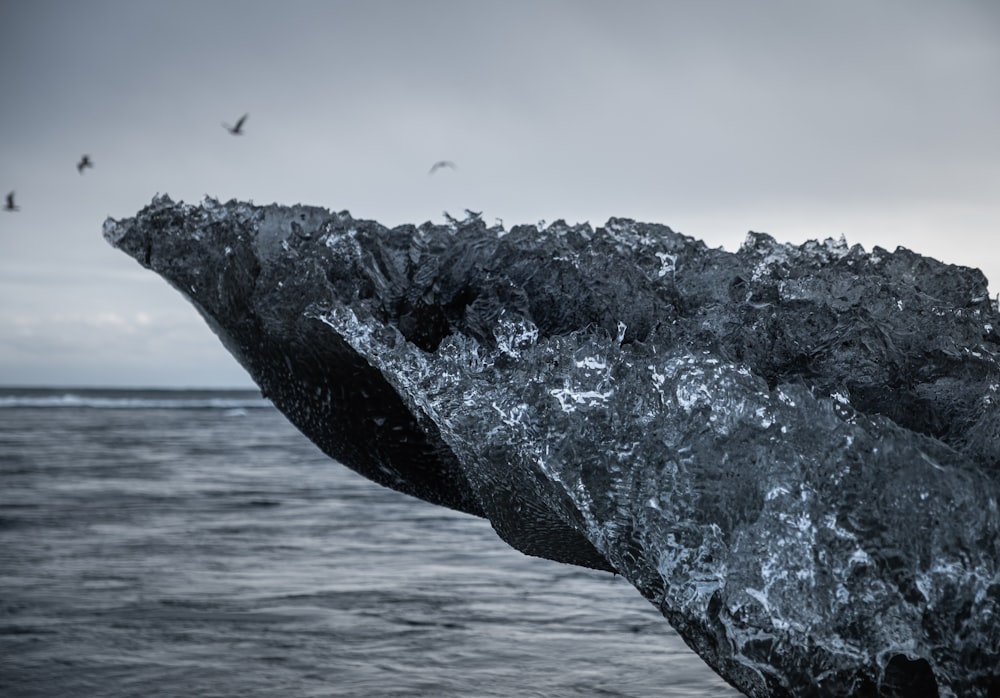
[104,196,1000,697]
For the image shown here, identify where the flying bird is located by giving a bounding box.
[4,191,18,211]
[428,160,456,175]
[223,113,248,135]
[222,114,250,136]
[77,155,93,174]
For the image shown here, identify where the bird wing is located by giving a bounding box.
[235,114,247,130]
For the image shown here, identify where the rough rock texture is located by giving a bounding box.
[104,196,1000,697]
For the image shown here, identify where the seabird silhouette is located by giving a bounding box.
[4,191,18,211]
[77,155,93,174]
[428,160,456,175]
[223,114,248,135]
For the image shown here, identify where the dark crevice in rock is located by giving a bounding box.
[881,654,938,698]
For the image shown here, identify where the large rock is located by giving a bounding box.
[104,196,1000,697]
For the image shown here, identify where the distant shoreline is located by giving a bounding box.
[0,386,271,409]
[0,385,259,394]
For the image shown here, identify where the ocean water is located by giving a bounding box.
[0,388,739,697]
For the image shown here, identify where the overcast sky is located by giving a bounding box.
[1,1,998,388]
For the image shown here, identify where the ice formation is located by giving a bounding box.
[105,196,1000,697]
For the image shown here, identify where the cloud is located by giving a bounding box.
[0,308,250,387]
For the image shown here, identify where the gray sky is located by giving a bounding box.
[1,0,998,388]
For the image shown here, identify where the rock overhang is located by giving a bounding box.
[105,195,1000,697]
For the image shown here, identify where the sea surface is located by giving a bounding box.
[0,387,739,697]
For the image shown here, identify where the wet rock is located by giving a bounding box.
[105,196,1000,697]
